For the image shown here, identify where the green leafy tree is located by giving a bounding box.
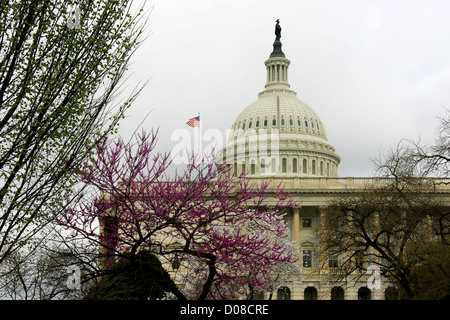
[0,0,149,265]
[409,242,450,300]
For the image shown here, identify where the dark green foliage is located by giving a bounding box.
[85,251,178,300]
[409,242,450,300]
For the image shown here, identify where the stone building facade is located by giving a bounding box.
[221,22,450,300]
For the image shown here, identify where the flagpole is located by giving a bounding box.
[187,113,202,166]
[198,112,202,164]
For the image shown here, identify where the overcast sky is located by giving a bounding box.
[116,0,450,177]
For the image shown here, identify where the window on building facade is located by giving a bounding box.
[304,287,318,300]
[293,158,297,173]
[331,287,344,300]
[251,160,256,174]
[282,158,287,173]
[172,256,180,270]
[329,255,339,268]
[303,250,312,268]
[355,251,365,271]
[302,218,312,228]
[358,287,371,300]
[303,159,307,174]
[271,158,276,173]
[277,287,291,300]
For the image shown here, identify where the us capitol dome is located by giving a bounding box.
[223,20,340,178]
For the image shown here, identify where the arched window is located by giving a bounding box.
[289,118,294,126]
[282,158,287,173]
[312,160,316,174]
[293,158,298,173]
[251,160,256,174]
[256,120,260,128]
[358,287,371,300]
[331,287,345,300]
[264,119,268,127]
[248,121,252,129]
[271,158,276,173]
[303,159,307,174]
[304,287,318,300]
[272,118,276,126]
[261,158,266,174]
[281,118,285,126]
[277,287,291,300]
[320,161,324,176]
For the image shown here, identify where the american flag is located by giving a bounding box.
[186,116,200,128]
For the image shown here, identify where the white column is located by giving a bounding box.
[293,207,300,246]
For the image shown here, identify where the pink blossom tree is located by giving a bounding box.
[59,129,298,300]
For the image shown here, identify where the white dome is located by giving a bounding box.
[231,89,328,142]
[223,35,340,178]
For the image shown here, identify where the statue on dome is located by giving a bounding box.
[275,19,282,41]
